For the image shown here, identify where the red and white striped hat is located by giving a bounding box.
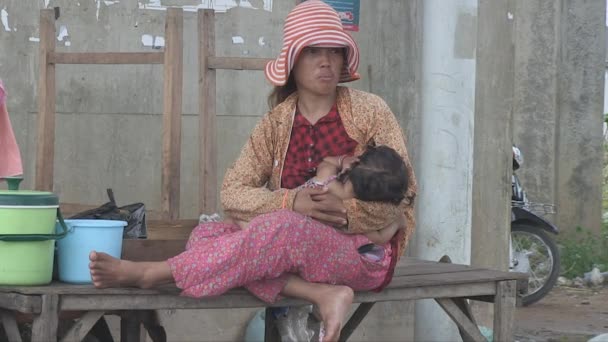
[265,0,360,86]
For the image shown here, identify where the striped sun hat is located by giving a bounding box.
[265,0,360,86]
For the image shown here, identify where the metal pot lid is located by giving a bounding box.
[0,190,59,206]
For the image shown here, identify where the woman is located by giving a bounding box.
[89,1,417,341]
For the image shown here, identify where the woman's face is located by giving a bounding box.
[292,46,345,96]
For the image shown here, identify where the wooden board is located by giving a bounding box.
[50,52,164,64]
[199,9,218,214]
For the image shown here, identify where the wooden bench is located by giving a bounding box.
[0,247,527,342]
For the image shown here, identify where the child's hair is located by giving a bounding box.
[342,145,408,204]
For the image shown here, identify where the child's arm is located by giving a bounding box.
[363,212,406,244]
[363,224,400,244]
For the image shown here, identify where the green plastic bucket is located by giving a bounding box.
[0,190,68,285]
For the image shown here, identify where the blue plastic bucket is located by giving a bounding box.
[56,219,127,284]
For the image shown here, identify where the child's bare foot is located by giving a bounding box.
[314,285,354,342]
[88,251,171,289]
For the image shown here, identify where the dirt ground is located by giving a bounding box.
[515,285,608,341]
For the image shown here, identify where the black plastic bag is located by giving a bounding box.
[69,189,147,239]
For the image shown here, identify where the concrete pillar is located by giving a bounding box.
[415,0,477,340]
[512,0,605,236]
[554,0,605,234]
[512,0,560,226]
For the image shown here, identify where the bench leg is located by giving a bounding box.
[89,316,115,342]
[435,298,486,342]
[59,311,105,342]
[493,280,516,342]
[1,309,23,342]
[264,308,280,342]
[139,310,166,342]
[338,302,375,342]
[31,294,59,342]
[120,314,142,342]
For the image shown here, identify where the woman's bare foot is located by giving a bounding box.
[313,285,354,342]
[88,251,172,289]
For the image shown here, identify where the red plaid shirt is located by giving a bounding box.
[281,104,358,189]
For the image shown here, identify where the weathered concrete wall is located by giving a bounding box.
[0,0,420,340]
[512,0,605,234]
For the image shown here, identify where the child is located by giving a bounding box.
[232,145,409,245]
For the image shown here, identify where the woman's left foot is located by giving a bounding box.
[89,251,149,288]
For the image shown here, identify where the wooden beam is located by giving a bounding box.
[161,8,183,220]
[0,293,41,313]
[50,52,164,65]
[146,220,198,239]
[35,9,56,192]
[208,57,271,70]
[199,9,218,215]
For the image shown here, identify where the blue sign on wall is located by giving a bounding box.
[302,0,361,31]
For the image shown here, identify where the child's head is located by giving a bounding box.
[343,145,408,204]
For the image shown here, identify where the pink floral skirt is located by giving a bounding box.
[167,209,391,303]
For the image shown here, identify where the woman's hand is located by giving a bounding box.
[293,188,347,228]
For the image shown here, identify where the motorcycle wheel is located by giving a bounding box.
[511,223,560,306]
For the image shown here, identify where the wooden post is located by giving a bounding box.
[35,9,56,191]
[199,9,218,215]
[161,8,183,220]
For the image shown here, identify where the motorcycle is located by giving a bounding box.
[510,146,560,306]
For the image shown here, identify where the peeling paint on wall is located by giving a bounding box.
[57,25,69,41]
[29,37,40,42]
[1,8,11,32]
[96,0,101,20]
[231,36,244,44]
[258,36,265,46]
[138,0,273,13]
[141,34,164,49]
[141,34,154,46]
[95,0,120,21]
